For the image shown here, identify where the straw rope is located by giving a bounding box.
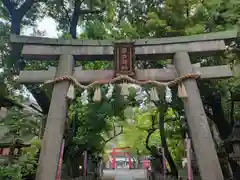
[44,73,201,89]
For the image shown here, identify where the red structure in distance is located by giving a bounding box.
[111,147,132,169]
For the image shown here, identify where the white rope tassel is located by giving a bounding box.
[120,83,129,96]
[150,87,159,101]
[165,86,172,103]
[93,87,102,102]
[67,84,75,100]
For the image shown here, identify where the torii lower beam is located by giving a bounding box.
[18,65,233,84]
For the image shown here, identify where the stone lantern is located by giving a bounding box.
[226,121,240,165]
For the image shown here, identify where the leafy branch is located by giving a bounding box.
[103,124,123,144]
[145,114,157,151]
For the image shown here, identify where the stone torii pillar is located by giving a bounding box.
[35,54,74,180]
[173,52,224,180]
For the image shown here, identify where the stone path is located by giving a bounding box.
[103,169,146,180]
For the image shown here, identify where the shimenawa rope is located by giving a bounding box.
[44,73,201,89]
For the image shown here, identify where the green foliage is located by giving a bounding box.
[0,139,41,180]
[0,107,41,141]
[120,108,159,155]
[0,20,10,68]
[19,139,41,178]
[119,106,184,167]
[0,105,41,179]
[0,164,22,180]
[66,86,136,158]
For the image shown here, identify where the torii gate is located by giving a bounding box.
[11,30,238,180]
[111,147,132,169]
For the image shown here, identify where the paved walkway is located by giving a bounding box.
[103,169,146,180]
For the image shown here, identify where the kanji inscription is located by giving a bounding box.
[114,42,135,76]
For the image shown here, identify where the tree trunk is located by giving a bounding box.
[11,14,21,34]
[70,1,81,39]
[158,105,178,178]
[204,91,232,139]
[4,0,51,114]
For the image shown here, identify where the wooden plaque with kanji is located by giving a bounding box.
[114,42,135,77]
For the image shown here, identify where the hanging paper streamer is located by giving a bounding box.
[80,90,89,105]
[178,83,188,98]
[67,84,75,100]
[93,87,101,102]
[165,86,172,103]
[150,87,159,101]
[120,83,129,96]
[106,84,114,99]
